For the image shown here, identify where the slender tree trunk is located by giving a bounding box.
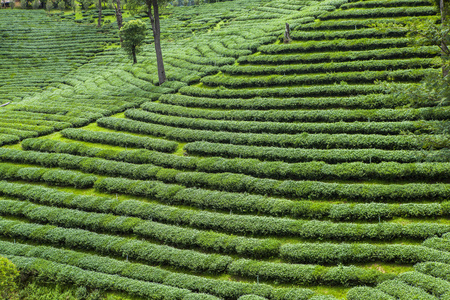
[284,23,291,44]
[132,46,137,64]
[440,0,449,76]
[147,0,166,85]
[98,0,102,27]
[114,0,123,43]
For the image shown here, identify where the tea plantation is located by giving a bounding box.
[0,0,449,298]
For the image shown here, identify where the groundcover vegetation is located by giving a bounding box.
[1,0,449,298]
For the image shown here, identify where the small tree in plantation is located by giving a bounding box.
[119,20,147,64]
[0,256,19,300]
[128,0,168,85]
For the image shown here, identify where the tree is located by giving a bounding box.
[113,0,123,41]
[128,0,167,85]
[119,19,147,64]
[97,0,102,27]
[0,256,19,300]
[375,1,450,155]
[374,0,449,77]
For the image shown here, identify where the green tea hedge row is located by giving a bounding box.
[184,141,441,163]
[179,84,389,98]
[172,171,450,201]
[0,122,55,135]
[0,218,232,273]
[258,38,410,54]
[95,178,448,232]
[23,135,440,182]
[18,139,450,185]
[6,193,450,245]
[2,180,450,238]
[0,199,280,258]
[9,107,95,125]
[397,271,450,298]
[165,57,219,75]
[319,6,436,20]
[0,241,295,300]
[98,117,426,150]
[289,28,406,41]
[297,16,438,31]
[223,58,433,76]
[280,243,450,264]
[17,137,445,183]
[7,151,447,221]
[423,231,450,251]
[165,54,235,66]
[0,134,20,146]
[128,109,435,135]
[346,286,395,300]
[201,69,432,88]
[158,93,405,110]
[415,262,450,282]
[0,242,396,289]
[1,110,90,126]
[237,46,438,65]
[228,259,395,286]
[142,102,449,122]
[341,0,431,9]
[238,296,268,300]
[4,255,216,300]
[0,163,96,188]
[0,128,38,140]
[60,128,178,152]
[376,279,437,300]
[209,41,253,58]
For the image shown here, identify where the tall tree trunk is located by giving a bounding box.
[114,0,123,43]
[440,0,449,77]
[132,46,137,64]
[147,0,166,85]
[98,0,102,27]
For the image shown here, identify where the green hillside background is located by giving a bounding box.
[1,0,449,299]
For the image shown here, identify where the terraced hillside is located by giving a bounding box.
[1,0,450,299]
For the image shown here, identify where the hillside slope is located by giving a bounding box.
[1,0,449,299]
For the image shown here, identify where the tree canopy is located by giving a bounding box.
[119,19,147,64]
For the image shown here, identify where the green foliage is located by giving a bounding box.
[0,218,232,273]
[281,242,450,265]
[98,116,437,150]
[0,134,20,147]
[57,0,65,10]
[61,128,178,152]
[119,20,147,64]
[79,0,91,9]
[140,102,450,123]
[5,255,215,300]
[347,286,395,300]
[201,69,432,88]
[0,241,312,300]
[45,0,53,10]
[159,93,405,110]
[0,256,19,299]
[229,259,395,286]
[237,46,439,65]
[179,84,386,99]
[320,6,437,20]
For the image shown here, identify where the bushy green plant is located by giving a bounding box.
[119,20,147,64]
[0,256,19,300]
[57,0,65,10]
